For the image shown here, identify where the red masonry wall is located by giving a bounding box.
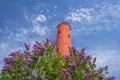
[56,22,72,56]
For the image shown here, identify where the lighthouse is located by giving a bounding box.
[56,22,72,56]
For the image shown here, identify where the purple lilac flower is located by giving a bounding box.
[81,53,86,59]
[93,72,99,76]
[31,54,38,60]
[86,55,92,61]
[24,51,31,56]
[99,76,104,80]
[4,57,15,64]
[76,56,82,62]
[24,43,30,50]
[103,65,108,71]
[2,65,12,71]
[22,58,33,64]
[44,38,55,46]
[41,46,45,53]
[68,63,77,69]
[100,66,108,71]
[81,54,88,62]
[81,48,85,54]
[72,47,78,55]
[44,38,49,46]
[46,38,50,45]
[9,51,20,57]
[85,67,90,72]
[62,68,67,72]
[62,68,73,78]
[65,55,71,61]
[84,74,89,80]
[14,63,19,68]
[22,60,27,64]
[51,40,56,46]
[68,47,78,55]
[82,55,92,63]
[33,42,46,54]
[108,76,115,80]
[93,57,97,63]
[26,58,33,63]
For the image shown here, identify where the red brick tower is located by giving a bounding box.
[56,22,72,56]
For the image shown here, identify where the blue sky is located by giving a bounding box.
[0,0,120,79]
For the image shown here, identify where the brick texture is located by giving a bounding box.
[56,22,72,56]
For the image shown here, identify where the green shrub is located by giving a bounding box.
[0,39,115,80]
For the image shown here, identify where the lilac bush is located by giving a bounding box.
[0,39,115,80]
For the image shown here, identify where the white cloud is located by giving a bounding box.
[32,14,47,23]
[65,2,120,35]
[7,14,49,42]
[0,43,9,49]
[20,28,29,35]
[0,43,10,54]
[23,10,29,21]
[15,13,49,41]
[31,14,50,36]
[5,13,49,43]
[99,2,120,18]
[32,25,49,36]
[66,8,94,23]
[14,28,30,42]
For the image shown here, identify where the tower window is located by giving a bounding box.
[57,48,59,52]
[58,31,60,34]
[68,34,70,38]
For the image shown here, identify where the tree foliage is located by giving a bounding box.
[0,39,115,80]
